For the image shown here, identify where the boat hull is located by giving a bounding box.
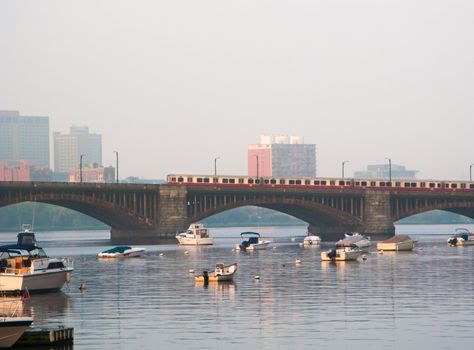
[0,317,33,348]
[0,268,73,293]
[176,237,214,245]
[321,249,361,261]
[377,240,415,251]
[303,236,321,246]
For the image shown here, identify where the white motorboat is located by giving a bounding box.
[303,234,321,246]
[0,228,73,293]
[97,246,146,258]
[176,223,214,245]
[377,235,416,251]
[337,232,371,253]
[0,299,33,348]
[236,232,271,251]
[447,228,474,247]
[321,243,361,262]
[195,263,237,283]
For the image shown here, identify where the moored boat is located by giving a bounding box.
[176,223,214,245]
[0,226,73,293]
[195,263,238,283]
[303,234,321,246]
[377,235,416,251]
[321,243,361,262]
[447,228,474,247]
[0,299,33,348]
[337,232,371,253]
[236,232,270,251]
[97,246,146,258]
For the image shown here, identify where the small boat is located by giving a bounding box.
[447,228,474,247]
[176,223,214,245]
[97,246,146,258]
[0,299,33,348]
[236,232,271,251]
[377,235,416,251]
[0,226,73,293]
[303,233,321,246]
[321,243,361,262]
[337,232,371,252]
[195,263,238,283]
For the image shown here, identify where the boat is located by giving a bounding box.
[0,226,73,293]
[195,263,237,283]
[337,232,371,252]
[321,243,361,262]
[0,299,33,348]
[303,233,321,246]
[176,223,214,245]
[447,228,474,247]
[97,246,146,258]
[377,235,416,251]
[236,232,271,251]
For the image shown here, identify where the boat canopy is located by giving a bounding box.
[381,235,412,243]
[102,246,132,254]
[240,232,260,237]
[0,244,48,258]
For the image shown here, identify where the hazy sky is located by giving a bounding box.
[1,0,473,180]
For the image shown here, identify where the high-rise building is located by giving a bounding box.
[248,135,316,177]
[354,164,417,179]
[54,126,102,172]
[0,110,50,168]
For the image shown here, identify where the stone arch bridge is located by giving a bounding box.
[1,182,474,242]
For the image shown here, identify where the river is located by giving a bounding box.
[1,224,474,349]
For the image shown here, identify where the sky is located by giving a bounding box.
[1,0,473,181]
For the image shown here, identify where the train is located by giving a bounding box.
[167,174,474,191]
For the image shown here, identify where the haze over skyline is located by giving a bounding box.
[1,1,473,181]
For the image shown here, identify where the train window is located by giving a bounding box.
[248,179,254,184]
[411,182,416,187]
[187,177,193,182]
[395,182,401,187]
[429,183,435,188]
[470,184,474,189]
[171,177,176,181]
[296,180,302,185]
[314,180,320,185]
[238,178,244,184]
[213,178,218,183]
[270,179,276,184]
[404,182,410,187]
[203,178,210,183]
[305,180,310,185]
[451,183,458,189]
[255,179,260,184]
[355,181,360,186]
[380,182,386,187]
[222,178,229,183]
[280,179,286,185]
[461,183,466,189]
[370,181,376,186]
[229,178,235,184]
[264,179,270,184]
[177,177,183,182]
[289,180,295,185]
[420,182,425,187]
[361,181,367,186]
[197,178,203,183]
[321,180,327,185]
[339,181,345,186]
[330,180,335,186]
[438,183,442,188]
[387,182,392,186]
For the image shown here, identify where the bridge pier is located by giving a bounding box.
[110,228,178,244]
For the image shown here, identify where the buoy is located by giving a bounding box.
[295,259,301,264]
[188,269,195,274]
[254,275,260,280]
[159,252,164,256]
[378,250,383,254]
[184,250,189,255]
[79,283,87,291]
[362,254,368,261]
[291,237,296,242]
[272,246,277,249]
[299,243,303,247]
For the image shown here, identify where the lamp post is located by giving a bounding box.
[114,151,119,184]
[254,154,259,179]
[79,154,85,183]
[342,160,349,179]
[470,164,474,182]
[385,157,392,183]
[214,156,220,177]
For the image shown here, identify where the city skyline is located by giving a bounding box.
[1,1,473,181]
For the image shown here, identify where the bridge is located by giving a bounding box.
[1,181,474,242]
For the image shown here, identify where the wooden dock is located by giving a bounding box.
[13,326,73,348]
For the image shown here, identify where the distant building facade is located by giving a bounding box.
[69,164,115,183]
[0,161,32,181]
[54,126,102,172]
[0,110,50,168]
[354,164,418,180]
[248,135,316,177]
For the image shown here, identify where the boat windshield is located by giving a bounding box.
[29,247,48,258]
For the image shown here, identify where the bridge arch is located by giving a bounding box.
[394,202,474,222]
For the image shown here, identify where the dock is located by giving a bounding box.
[13,326,73,348]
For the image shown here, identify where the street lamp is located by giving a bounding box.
[79,154,85,183]
[342,160,349,179]
[254,154,259,179]
[214,156,220,177]
[470,164,474,182]
[114,151,119,184]
[385,157,392,183]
